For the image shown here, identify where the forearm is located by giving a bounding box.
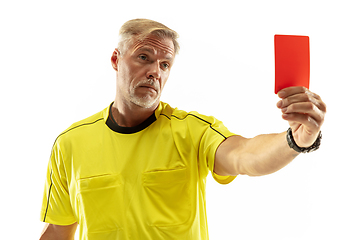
[236,132,299,176]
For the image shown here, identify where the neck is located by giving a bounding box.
[112,99,158,127]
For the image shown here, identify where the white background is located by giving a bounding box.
[1,0,359,239]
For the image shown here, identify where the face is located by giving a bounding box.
[112,35,175,109]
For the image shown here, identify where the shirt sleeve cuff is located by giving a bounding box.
[212,171,236,185]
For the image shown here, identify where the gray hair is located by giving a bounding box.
[117,18,180,55]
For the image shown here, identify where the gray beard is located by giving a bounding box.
[129,79,160,108]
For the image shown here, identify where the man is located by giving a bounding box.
[40,19,326,239]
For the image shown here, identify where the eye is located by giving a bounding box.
[138,55,148,61]
[161,62,170,69]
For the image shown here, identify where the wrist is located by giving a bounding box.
[286,128,322,153]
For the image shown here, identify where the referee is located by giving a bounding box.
[39,19,326,240]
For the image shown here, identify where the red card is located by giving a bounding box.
[274,35,310,94]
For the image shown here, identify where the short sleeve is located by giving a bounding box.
[192,113,237,185]
[40,140,77,225]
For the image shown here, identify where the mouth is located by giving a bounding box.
[138,85,158,93]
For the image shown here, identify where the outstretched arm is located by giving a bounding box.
[214,87,326,177]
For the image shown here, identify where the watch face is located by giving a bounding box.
[305,145,320,153]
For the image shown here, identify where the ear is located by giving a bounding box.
[111,49,120,71]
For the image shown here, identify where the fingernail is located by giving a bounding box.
[278,90,286,98]
[276,100,283,108]
[281,107,287,113]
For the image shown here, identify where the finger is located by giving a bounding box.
[277,91,327,112]
[277,92,311,108]
[305,91,327,112]
[277,86,307,98]
[278,87,322,102]
[307,90,321,100]
[282,102,325,123]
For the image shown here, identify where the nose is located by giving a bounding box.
[146,61,161,80]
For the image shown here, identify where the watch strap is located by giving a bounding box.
[286,128,322,153]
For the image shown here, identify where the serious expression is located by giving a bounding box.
[113,35,175,109]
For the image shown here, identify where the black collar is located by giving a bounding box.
[105,103,157,134]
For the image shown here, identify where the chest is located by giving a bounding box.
[67,126,194,182]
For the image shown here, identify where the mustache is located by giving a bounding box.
[135,79,160,91]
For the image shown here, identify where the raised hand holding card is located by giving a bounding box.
[274,35,310,94]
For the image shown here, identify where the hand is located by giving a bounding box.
[276,87,326,148]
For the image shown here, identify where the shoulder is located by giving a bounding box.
[55,106,108,144]
[158,102,220,126]
[157,102,230,140]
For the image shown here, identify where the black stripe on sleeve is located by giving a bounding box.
[42,118,103,222]
[43,170,53,222]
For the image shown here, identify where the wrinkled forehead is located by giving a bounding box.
[131,35,175,57]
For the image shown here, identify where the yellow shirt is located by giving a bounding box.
[41,102,236,239]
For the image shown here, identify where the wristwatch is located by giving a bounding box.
[286,128,322,153]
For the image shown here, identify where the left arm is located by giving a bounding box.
[214,87,326,177]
